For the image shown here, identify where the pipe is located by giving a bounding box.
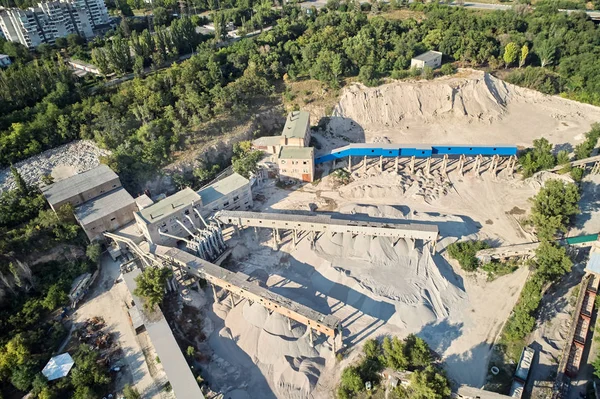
[193,208,209,228]
[185,214,197,229]
[175,219,195,237]
[158,229,193,244]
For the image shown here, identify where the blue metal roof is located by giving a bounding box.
[315,144,517,164]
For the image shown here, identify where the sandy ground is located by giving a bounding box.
[199,70,600,398]
[327,69,600,151]
[73,254,173,399]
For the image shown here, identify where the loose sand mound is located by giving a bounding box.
[327,69,600,148]
[223,300,327,398]
[334,71,513,127]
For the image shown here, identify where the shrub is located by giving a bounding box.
[440,63,455,75]
[518,137,556,177]
[447,240,489,271]
[530,180,580,240]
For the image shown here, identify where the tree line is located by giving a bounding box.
[4,4,600,191]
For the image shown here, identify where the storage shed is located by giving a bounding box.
[411,50,443,69]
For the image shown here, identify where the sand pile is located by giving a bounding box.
[333,71,514,129]
[313,232,465,324]
[222,300,327,398]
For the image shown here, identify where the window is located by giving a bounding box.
[223,201,229,207]
[233,196,239,201]
[303,161,308,165]
[185,209,190,215]
[281,160,286,164]
[110,217,116,221]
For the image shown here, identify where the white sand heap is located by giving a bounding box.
[334,71,512,128]
[223,300,327,398]
[313,231,466,325]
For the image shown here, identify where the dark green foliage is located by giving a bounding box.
[518,137,556,178]
[533,240,572,282]
[232,141,264,178]
[447,240,489,271]
[337,335,447,398]
[505,67,562,95]
[571,167,584,182]
[134,267,173,309]
[86,243,102,263]
[408,365,451,399]
[530,179,580,240]
[574,123,600,160]
[123,384,142,399]
[481,259,519,280]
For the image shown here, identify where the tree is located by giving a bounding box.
[503,42,518,68]
[42,284,68,310]
[404,334,431,368]
[154,7,169,26]
[518,137,556,177]
[86,243,102,263]
[363,339,380,359]
[556,150,570,165]
[536,40,555,68]
[519,44,529,68]
[382,336,408,371]
[10,166,29,195]
[123,384,141,399]
[339,366,363,394]
[70,344,110,390]
[530,180,580,240]
[534,241,572,282]
[186,346,195,358]
[409,365,451,399]
[134,267,173,309]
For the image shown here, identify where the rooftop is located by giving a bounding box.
[198,172,250,205]
[137,187,201,225]
[0,54,9,60]
[74,187,135,225]
[123,269,205,399]
[252,135,282,146]
[279,146,314,160]
[412,50,442,62]
[586,252,600,275]
[41,164,119,207]
[282,111,310,139]
[42,353,74,381]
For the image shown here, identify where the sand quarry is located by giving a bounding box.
[193,70,600,398]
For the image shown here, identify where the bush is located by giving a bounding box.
[530,179,580,240]
[518,137,556,177]
[571,167,584,182]
[447,240,489,271]
[574,123,600,160]
[440,63,455,75]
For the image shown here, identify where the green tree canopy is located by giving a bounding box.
[134,267,173,309]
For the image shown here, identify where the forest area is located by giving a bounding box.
[3,2,600,192]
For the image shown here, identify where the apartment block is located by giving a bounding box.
[0,0,105,48]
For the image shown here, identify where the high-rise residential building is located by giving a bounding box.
[0,0,108,48]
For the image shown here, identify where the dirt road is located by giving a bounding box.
[73,254,172,398]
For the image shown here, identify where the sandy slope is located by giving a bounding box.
[329,70,600,149]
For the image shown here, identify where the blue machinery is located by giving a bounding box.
[315,143,518,175]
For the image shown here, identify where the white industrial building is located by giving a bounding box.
[410,50,443,69]
[0,0,108,47]
[197,172,253,216]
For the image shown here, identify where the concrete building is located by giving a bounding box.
[134,188,203,246]
[0,54,11,67]
[41,165,137,241]
[74,187,137,241]
[42,164,121,211]
[0,0,105,48]
[197,172,253,216]
[277,146,314,183]
[252,110,311,155]
[410,50,443,69]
